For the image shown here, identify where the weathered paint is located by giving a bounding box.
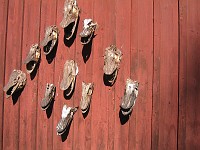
[1,0,200,149]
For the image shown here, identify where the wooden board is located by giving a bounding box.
[3,0,24,149]
[73,0,94,149]
[152,0,179,149]
[103,0,116,150]
[179,0,200,149]
[91,0,108,149]
[1,0,200,149]
[53,0,76,149]
[0,0,9,149]
[114,0,131,150]
[36,0,57,149]
[19,0,41,149]
[129,0,153,150]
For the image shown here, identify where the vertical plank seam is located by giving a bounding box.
[91,1,95,149]
[177,0,180,149]
[128,0,132,149]
[91,1,95,150]
[151,0,155,149]
[107,0,109,147]
[2,0,10,149]
[136,0,139,146]
[106,0,116,149]
[90,1,95,149]
[18,0,25,149]
[36,0,43,149]
[113,0,117,149]
[52,0,58,149]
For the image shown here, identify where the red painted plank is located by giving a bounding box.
[52,0,66,149]
[133,0,153,149]
[91,0,109,149]
[129,0,138,149]
[153,0,179,149]
[0,0,8,149]
[53,0,76,149]
[19,0,41,149]
[114,0,131,150]
[81,1,94,150]
[179,0,200,149]
[3,0,24,149]
[36,0,57,150]
[73,0,94,150]
[178,1,187,149]
[101,1,116,150]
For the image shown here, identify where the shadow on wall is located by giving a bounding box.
[64,16,80,47]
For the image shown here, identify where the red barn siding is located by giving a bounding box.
[179,0,200,149]
[0,0,200,149]
[153,0,179,149]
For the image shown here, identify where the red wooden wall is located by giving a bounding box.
[0,0,200,149]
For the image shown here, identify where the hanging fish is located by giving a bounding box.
[24,43,41,74]
[80,82,94,113]
[60,0,80,40]
[56,105,78,135]
[3,70,26,98]
[80,19,97,45]
[41,25,59,55]
[40,83,56,110]
[60,60,78,97]
[103,45,122,86]
[120,78,139,115]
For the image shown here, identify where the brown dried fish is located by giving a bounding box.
[60,0,80,40]
[103,45,122,85]
[3,70,26,98]
[120,78,139,116]
[56,105,78,135]
[60,60,78,96]
[80,19,97,45]
[41,83,56,110]
[24,44,41,74]
[41,25,59,55]
[80,82,94,113]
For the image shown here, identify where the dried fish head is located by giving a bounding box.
[120,79,139,115]
[41,83,56,110]
[60,0,80,40]
[41,25,59,55]
[80,19,97,44]
[3,70,26,98]
[103,45,122,85]
[24,44,41,74]
[56,105,78,135]
[60,60,78,96]
[80,82,94,113]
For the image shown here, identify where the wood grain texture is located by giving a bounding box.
[92,0,108,149]
[73,0,85,148]
[179,0,200,149]
[0,0,9,149]
[53,0,66,149]
[135,0,153,149]
[36,0,57,150]
[129,0,139,149]
[53,0,76,149]
[103,0,116,150]
[3,0,24,149]
[153,0,179,149]
[114,0,131,150]
[129,0,154,150]
[19,0,41,149]
[73,0,94,149]
[178,1,187,149]
[1,0,200,149]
